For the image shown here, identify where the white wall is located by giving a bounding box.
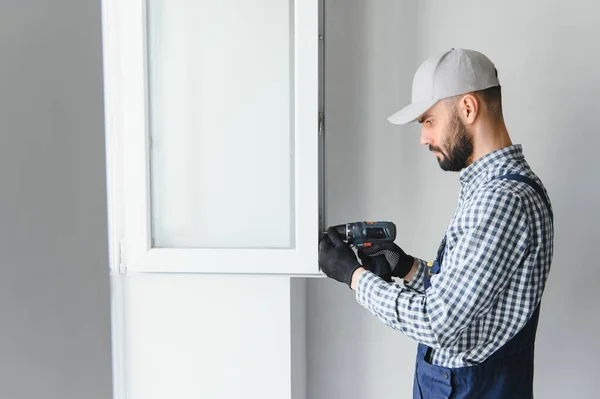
[0,1,113,398]
[309,1,600,398]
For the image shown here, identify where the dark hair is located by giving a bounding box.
[445,84,503,120]
[476,85,503,119]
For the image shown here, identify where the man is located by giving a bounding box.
[318,49,554,398]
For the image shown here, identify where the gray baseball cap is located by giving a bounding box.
[388,48,500,125]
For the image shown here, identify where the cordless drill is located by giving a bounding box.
[326,221,396,248]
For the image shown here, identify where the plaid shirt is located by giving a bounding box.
[356,145,554,368]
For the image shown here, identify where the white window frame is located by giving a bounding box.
[102,0,323,275]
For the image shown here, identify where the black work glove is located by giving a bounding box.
[357,242,414,281]
[318,227,362,288]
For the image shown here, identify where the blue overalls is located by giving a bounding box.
[413,174,553,399]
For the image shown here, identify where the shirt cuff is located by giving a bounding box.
[402,258,427,293]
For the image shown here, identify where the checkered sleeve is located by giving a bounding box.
[402,258,427,293]
[356,188,531,349]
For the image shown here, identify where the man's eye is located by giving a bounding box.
[426,120,433,126]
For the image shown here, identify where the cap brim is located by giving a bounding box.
[388,99,438,125]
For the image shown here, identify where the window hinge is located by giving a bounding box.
[118,238,127,275]
[318,112,324,136]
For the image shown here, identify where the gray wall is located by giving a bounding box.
[0,1,112,399]
[309,0,600,398]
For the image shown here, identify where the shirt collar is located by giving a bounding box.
[459,144,524,187]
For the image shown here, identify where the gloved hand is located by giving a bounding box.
[357,242,414,281]
[318,227,362,288]
[357,250,393,282]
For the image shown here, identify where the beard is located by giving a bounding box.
[429,109,474,172]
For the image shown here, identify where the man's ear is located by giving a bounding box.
[458,94,479,125]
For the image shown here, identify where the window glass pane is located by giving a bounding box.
[147,0,295,249]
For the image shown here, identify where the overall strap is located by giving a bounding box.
[495,174,553,220]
